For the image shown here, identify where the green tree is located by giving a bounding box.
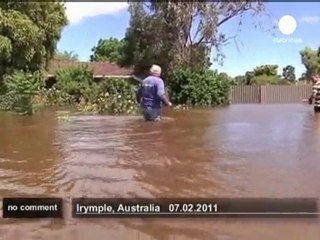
[90,38,125,63]
[245,71,255,85]
[234,75,246,85]
[168,69,231,106]
[282,65,296,82]
[242,65,291,85]
[55,51,79,61]
[300,47,320,78]
[122,1,264,78]
[253,64,278,76]
[0,2,67,79]
[0,70,45,115]
[251,75,290,85]
[298,73,307,82]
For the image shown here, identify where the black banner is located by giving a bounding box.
[3,198,63,218]
[72,198,318,218]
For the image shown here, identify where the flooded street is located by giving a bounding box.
[1,104,320,239]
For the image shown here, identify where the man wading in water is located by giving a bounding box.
[307,74,320,112]
[136,65,172,121]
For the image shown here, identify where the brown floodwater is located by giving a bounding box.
[1,104,320,240]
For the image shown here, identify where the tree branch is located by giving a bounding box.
[195,4,252,46]
[217,5,250,27]
[185,15,193,45]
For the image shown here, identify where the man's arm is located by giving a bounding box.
[157,79,172,107]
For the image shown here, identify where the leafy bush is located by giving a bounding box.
[77,78,138,114]
[0,92,18,111]
[0,70,44,115]
[40,87,74,107]
[46,65,139,114]
[168,69,232,106]
[45,65,99,107]
[0,81,6,95]
[55,65,94,103]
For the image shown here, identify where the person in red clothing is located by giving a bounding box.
[307,74,320,112]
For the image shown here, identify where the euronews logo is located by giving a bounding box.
[273,15,303,44]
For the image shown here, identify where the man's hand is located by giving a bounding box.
[161,95,172,107]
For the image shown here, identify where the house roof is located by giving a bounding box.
[46,59,133,77]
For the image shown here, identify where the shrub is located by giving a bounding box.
[0,81,6,95]
[54,65,94,103]
[0,70,44,115]
[0,92,18,111]
[40,87,74,107]
[81,78,139,114]
[46,65,139,114]
[168,69,232,106]
[45,65,98,107]
[0,65,139,115]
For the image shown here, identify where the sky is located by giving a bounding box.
[58,2,320,78]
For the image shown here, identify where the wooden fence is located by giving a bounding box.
[230,85,313,104]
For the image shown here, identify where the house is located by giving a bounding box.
[46,59,133,80]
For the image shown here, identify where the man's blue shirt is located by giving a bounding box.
[138,75,165,109]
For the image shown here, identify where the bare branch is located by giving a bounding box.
[217,5,250,27]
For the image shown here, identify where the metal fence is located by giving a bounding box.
[230,85,313,104]
[230,85,261,104]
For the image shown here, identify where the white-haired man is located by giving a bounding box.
[136,65,172,121]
